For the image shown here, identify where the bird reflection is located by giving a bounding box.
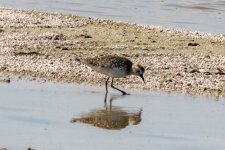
[71,94,142,130]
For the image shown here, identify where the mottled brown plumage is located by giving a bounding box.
[84,55,133,78]
[81,55,145,96]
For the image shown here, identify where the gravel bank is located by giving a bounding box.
[1,7,225,98]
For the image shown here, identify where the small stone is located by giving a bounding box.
[216,68,225,75]
[176,73,182,76]
[53,34,64,40]
[135,54,139,57]
[188,42,200,46]
[62,47,69,50]
[55,45,61,49]
[189,68,200,73]
[0,78,10,83]
[5,79,10,83]
[80,34,92,38]
[204,72,211,75]
[166,79,173,82]
[0,66,7,71]
[187,83,191,86]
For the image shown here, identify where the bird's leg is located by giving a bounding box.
[111,78,128,95]
[104,77,110,103]
[109,97,112,111]
[104,92,108,104]
[105,77,110,93]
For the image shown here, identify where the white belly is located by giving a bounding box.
[92,66,128,78]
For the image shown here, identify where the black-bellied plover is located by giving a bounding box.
[81,55,145,95]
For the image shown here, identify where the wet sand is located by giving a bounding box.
[0,7,225,98]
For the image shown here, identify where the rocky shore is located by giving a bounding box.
[1,7,225,98]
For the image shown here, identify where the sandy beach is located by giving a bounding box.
[1,7,225,98]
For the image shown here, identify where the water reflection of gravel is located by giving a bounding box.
[0,7,225,98]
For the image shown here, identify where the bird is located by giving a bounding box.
[79,55,145,95]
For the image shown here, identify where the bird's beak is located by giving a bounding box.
[139,74,145,83]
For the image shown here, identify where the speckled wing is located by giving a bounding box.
[84,55,133,77]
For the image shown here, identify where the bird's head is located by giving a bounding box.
[132,64,145,83]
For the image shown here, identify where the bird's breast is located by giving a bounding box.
[92,66,129,78]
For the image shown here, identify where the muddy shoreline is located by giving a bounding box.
[0,7,225,98]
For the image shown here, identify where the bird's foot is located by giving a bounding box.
[122,92,130,95]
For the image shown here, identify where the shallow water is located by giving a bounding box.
[0,0,225,34]
[0,80,225,150]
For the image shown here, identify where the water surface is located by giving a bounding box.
[0,80,225,150]
[0,0,225,33]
